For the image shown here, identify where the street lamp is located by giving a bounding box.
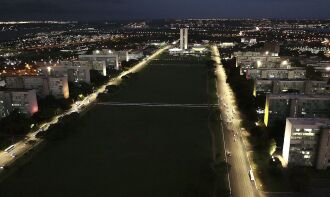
[282,60,288,65]
[257,60,262,68]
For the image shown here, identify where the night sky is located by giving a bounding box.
[1,0,330,20]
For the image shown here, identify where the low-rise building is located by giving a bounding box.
[0,89,38,117]
[264,94,330,126]
[282,118,330,169]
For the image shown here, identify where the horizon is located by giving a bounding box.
[1,0,330,20]
[1,18,330,23]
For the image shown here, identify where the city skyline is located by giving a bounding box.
[1,0,330,20]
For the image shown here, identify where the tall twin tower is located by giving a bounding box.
[180,28,188,50]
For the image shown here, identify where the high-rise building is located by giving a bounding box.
[180,28,188,50]
[282,118,330,169]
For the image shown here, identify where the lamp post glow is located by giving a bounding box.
[257,60,262,68]
[282,60,288,65]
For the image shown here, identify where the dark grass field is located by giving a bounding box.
[0,62,215,197]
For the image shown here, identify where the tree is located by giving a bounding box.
[33,95,72,123]
[268,138,277,156]
[306,66,322,80]
[289,167,311,192]
[69,82,93,101]
[90,69,109,87]
[121,59,139,68]
[0,110,32,136]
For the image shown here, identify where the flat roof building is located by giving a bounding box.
[61,60,107,77]
[4,75,69,99]
[264,94,330,126]
[79,50,119,70]
[254,79,329,96]
[247,68,306,80]
[38,64,91,84]
[0,89,38,117]
[282,118,330,169]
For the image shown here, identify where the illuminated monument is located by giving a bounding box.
[180,28,188,50]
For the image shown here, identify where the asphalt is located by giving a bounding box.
[212,45,259,197]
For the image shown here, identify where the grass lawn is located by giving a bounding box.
[0,59,220,196]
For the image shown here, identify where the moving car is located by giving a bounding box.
[4,145,15,153]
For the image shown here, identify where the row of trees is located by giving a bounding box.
[36,112,80,141]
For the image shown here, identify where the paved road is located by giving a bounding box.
[0,46,170,171]
[212,45,259,197]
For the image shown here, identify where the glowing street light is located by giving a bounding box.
[46,66,52,74]
[257,60,262,68]
[281,60,288,65]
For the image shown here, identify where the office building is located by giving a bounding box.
[38,64,91,84]
[79,49,119,70]
[61,60,107,76]
[4,76,69,99]
[247,68,306,80]
[264,94,330,126]
[254,79,329,96]
[234,51,289,75]
[180,28,188,50]
[47,77,70,99]
[0,89,38,117]
[282,118,330,169]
